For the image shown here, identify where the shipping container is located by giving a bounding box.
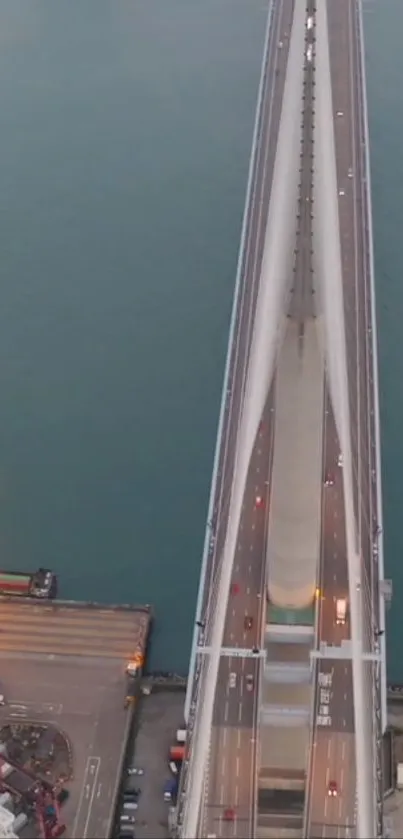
[0,573,31,596]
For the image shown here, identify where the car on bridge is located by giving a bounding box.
[229,673,236,690]
[327,780,338,797]
[246,674,254,693]
[244,616,253,631]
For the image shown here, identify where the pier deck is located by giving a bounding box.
[0,599,152,838]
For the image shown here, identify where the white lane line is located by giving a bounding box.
[72,757,99,839]
[341,741,345,761]
[221,757,226,777]
[220,784,224,805]
[223,729,227,746]
[238,703,242,723]
[249,564,252,572]
[237,730,241,748]
[236,756,240,778]
[327,739,331,759]
[82,757,101,838]
[225,702,229,723]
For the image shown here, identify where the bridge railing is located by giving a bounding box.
[356,3,385,835]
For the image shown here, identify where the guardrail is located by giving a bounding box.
[357,0,386,726]
[357,4,385,835]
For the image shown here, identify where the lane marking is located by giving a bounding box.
[80,757,101,839]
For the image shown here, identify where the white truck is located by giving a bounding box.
[336,598,347,625]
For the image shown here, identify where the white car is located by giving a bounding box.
[229,672,236,689]
[127,768,144,776]
[338,453,343,467]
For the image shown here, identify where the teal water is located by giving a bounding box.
[0,1,401,679]
[365,0,403,682]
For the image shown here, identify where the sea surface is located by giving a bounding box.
[0,0,401,679]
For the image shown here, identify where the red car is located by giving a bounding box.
[327,780,338,797]
[255,495,263,508]
[324,471,335,487]
[231,582,240,595]
[223,808,235,822]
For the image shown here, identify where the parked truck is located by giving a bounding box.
[169,745,185,763]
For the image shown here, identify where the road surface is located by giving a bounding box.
[202,392,275,838]
[198,1,297,835]
[306,394,356,839]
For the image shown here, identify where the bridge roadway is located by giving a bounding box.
[328,0,376,642]
[306,392,356,839]
[196,0,296,835]
[306,1,379,836]
[197,0,295,632]
[201,393,275,838]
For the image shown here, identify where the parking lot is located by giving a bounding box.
[118,690,185,839]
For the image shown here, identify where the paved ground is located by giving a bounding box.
[120,690,185,839]
[0,601,151,839]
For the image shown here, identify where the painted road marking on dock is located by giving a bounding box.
[72,756,101,839]
[9,700,63,716]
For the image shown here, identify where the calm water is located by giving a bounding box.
[0,0,401,679]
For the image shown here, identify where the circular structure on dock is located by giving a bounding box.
[0,722,73,784]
